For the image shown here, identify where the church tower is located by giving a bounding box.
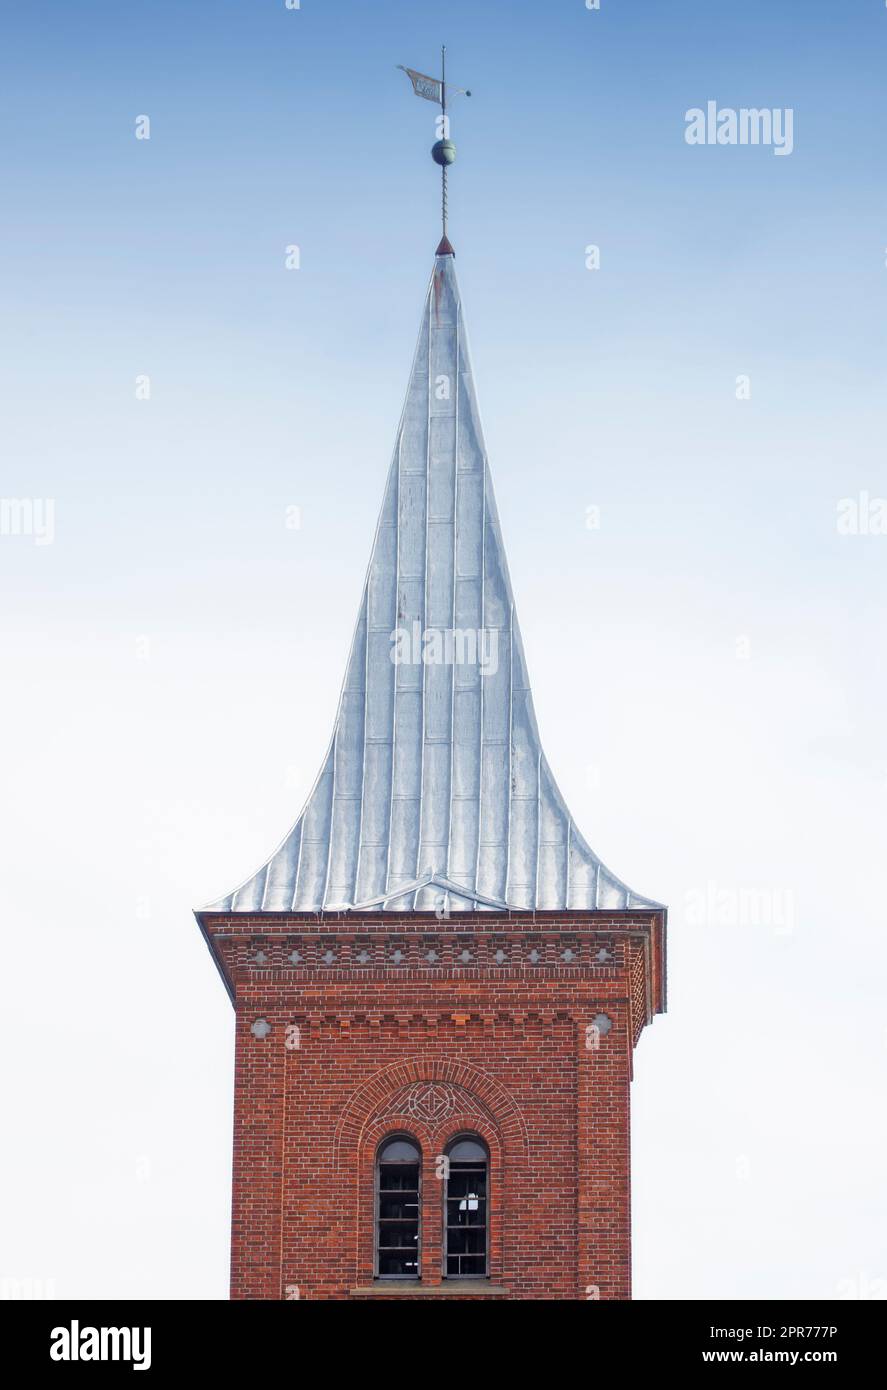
[196,59,666,1300]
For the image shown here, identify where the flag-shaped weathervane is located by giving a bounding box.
[398,46,471,252]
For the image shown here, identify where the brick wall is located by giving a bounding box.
[199,909,665,1301]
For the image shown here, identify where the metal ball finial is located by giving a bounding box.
[431,139,456,166]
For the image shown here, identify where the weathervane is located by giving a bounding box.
[398,46,471,254]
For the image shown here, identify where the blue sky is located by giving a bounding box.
[2,1,886,1301]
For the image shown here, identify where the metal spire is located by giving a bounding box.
[397,48,469,254]
[200,255,662,916]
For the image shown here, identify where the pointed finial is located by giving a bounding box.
[398,47,471,253]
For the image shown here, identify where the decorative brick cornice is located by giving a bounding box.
[196,906,667,1028]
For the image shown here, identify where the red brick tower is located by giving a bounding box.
[196,242,666,1301]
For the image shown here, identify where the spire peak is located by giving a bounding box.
[435,233,455,257]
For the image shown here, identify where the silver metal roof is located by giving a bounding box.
[205,253,659,914]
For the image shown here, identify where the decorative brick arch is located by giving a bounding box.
[334,1059,529,1168]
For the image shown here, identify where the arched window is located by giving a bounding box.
[444,1136,489,1279]
[375,1135,421,1279]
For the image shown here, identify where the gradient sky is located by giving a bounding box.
[1,0,886,1300]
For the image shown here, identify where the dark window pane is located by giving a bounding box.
[379,1163,419,1191]
[447,1139,487,1162]
[447,1171,486,1198]
[446,1254,486,1277]
[379,1195,419,1221]
[378,1222,419,1247]
[446,1226,486,1255]
[379,1138,420,1162]
[448,1174,485,1195]
[447,1203,486,1228]
[379,1253,420,1277]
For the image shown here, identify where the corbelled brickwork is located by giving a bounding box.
[199,908,666,1300]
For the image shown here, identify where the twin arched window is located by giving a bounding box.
[375,1134,489,1281]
